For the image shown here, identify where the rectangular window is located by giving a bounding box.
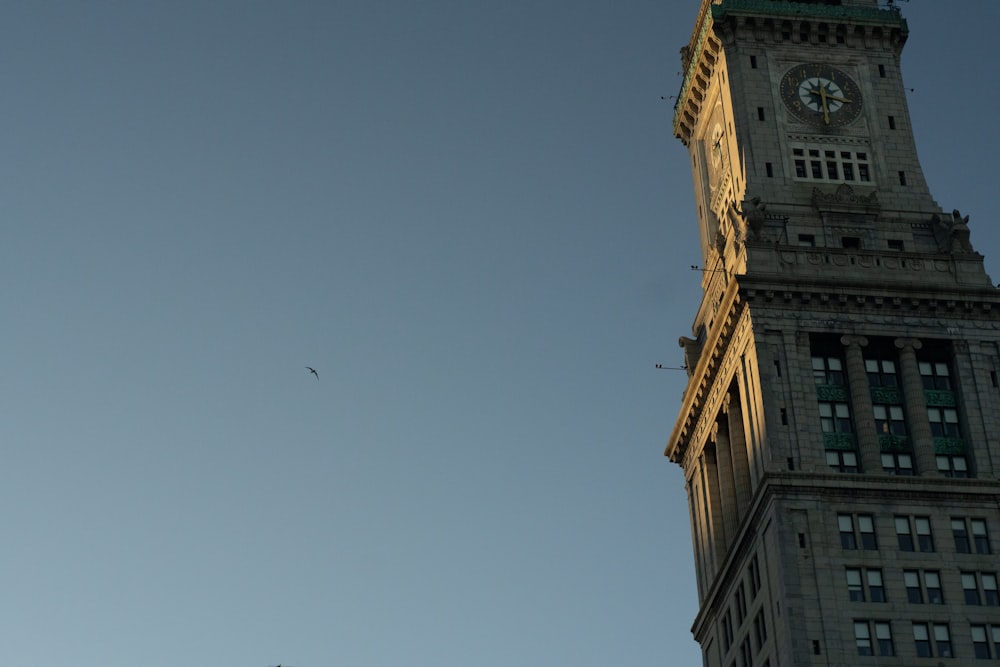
[888,115,896,129]
[859,515,877,550]
[935,623,953,658]
[914,623,931,657]
[826,449,859,473]
[954,518,971,552]
[840,514,876,550]
[984,573,999,605]
[789,144,873,183]
[750,55,758,69]
[887,239,904,251]
[875,622,894,657]
[813,355,846,385]
[896,516,915,552]
[911,622,952,658]
[847,568,865,601]
[818,401,852,431]
[919,361,952,389]
[963,572,999,606]
[937,454,970,478]
[855,621,873,656]
[868,569,886,602]
[881,453,913,476]
[865,358,898,387]
[963,572,982,605]
[798,234,815,247]
[840,515,858,550]
[973,519,991,554]
[971,624,991,659]
[842,236,861,249]
[874,404,907,437]
[916,517,935,552]
[925,571,943,604]
[766,162,774,177]
[899,171,907,186]
[757,107,765,121]
[905,570,923,603]
[930,408,961,438]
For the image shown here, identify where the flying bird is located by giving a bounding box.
[305,366,319,380]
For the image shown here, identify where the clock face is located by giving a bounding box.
[709,122,725,170]
[780,64,862,127]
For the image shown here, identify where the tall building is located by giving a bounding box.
[666,1,1000,665]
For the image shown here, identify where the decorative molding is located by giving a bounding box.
[812,184,881,215]
[933,437,966,455]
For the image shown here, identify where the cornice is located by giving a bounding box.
[672,17,722,144]
[666,275,745,464]
[738,272,1000,320]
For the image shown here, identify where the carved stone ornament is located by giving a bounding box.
[811,184,880,211]
[931,209,974,254]
[734,196,768,242]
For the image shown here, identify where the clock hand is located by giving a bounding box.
[818,86,831,124]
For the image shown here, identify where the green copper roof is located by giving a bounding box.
[711,0,908,30]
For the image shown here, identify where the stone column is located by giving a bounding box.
[711,421,738,546]
[703,443,729,564]
[895,337,938,476]
[685,479,706,601]
[840,335,881,473]
[723,392,753,517]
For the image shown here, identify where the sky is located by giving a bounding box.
[1,2,998,667]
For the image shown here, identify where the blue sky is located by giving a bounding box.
[1,3,998,666]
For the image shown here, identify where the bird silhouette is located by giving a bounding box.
[305,366,319,380]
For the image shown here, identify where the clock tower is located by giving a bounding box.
[667,1,1000,665]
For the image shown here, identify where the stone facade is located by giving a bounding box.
[667,2,1000,665]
